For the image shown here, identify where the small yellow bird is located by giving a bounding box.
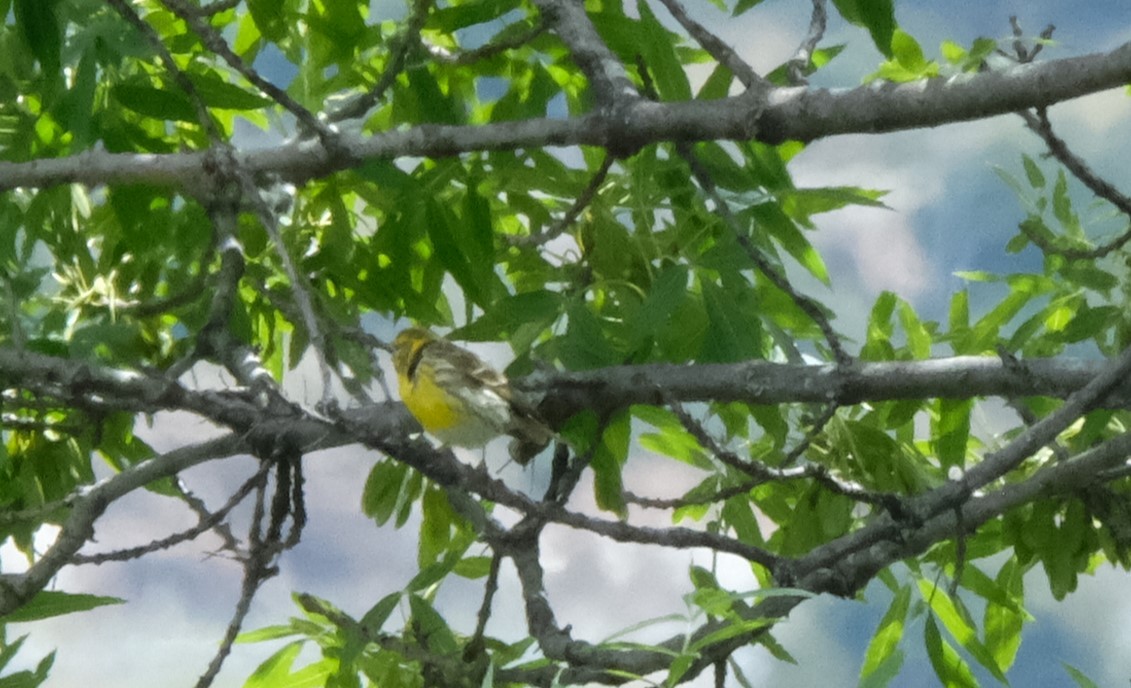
[391,327,552,464]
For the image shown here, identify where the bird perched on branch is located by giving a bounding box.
[391,327,553,465]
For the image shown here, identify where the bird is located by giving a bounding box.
[391,327,553,465]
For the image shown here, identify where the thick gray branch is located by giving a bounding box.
[533,355,1125,423]
[1,347,1123,432]
[2,43,1129,191]
[0,434,247,616]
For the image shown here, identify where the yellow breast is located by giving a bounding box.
[397,369,501,447]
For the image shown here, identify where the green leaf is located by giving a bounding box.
[190,72,274,111]
[1051,169,1080,235]
[732,0,765,16]
[1021,155,1045,188]
[456,290,562,345]
[918,578,1007,683]
[2,591,124,623]
[432,0,518,31]
[453,555,493,579]
[1062,663,1101,688]
[408,594,459,655]
[361,459,414,527]
[897,300,932,359]
[111,84,197,123]
[247,0,287,42]
[831,0,896,57]
[697,63,734,100]
[419,486,455,567]
[860,584,910,683]
[425,197,494,309]
[629,264,690,354]
[559,299,622,369]
[923,615,978,688]
[700,277,763,363]
[592,410,631,517]
[242,641,305,688]
[14,0,61,79]
[780,186,888,222]
[862,291,897,360]
[749,203,829,285]
[933,398,971,469]
[359,592,402,633]
[984,558,1026,673]
[940,40,966,64]
[634,405,708,467]
[891,29,928,71]
[236,624,303,644]
[637,1,691,101]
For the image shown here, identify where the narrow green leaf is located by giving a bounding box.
[14,0,61,78]
[984,558,1026,673]
[940,40,966,64]
[751,203,830,285]
[697,63,734,100]
[361,459,411,526]
[732,0,765,16]
[831,0,896,57]
[242,641,304,688]
[933,398,971,469]
[408,595,459,655]
[592,411,631,517]
[897,300,932,358]
[923,615,978,688]
[425,197,491,308]
[419,486,454,567]
[629,264,690,352]
[236,624,303,644]
[1052,169,1080,235]
[2,591,124,623]
[247,0,287,41]
[359,592,402,632]
[891,29,927,71]
[453,555,493,579]
[948,290,969,342]
[111,85,197,122]
[860,584,910,682]
[1062,663,1100,688]
[189,72,273,110]
[1021,155,1045,188]
[0,634,29,671]
[637,1,691,101]
[918,579,1007,683]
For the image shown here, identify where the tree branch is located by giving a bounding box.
[5,43,1129,192]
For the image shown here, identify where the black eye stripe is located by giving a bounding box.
[406,340,429,381]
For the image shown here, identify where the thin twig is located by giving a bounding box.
[469,551,502,651]
[104,0,220,141]
[427,21,548,66]
[1017,108,1131,260]
[326,0,433,123]
[781,402,839,466]
[160,0,333,145]
[193,479,277,688]
[635,58,848,364]
[680,147,850,364]
[787,0,828,85]
[72,464,270,565]
[650,0,762,89]
[666,397,893,508]
[509,155,615,248]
